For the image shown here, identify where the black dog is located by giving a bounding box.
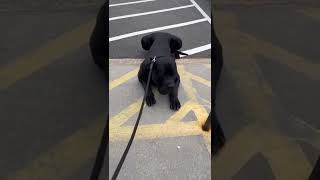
[89,2,107,71]
[201,23,225,155]
[138,32,186,110]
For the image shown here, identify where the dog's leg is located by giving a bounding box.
[202,112,211,131]
[139,77,156,106]
[169,77,181,110]
[138,60,156,106]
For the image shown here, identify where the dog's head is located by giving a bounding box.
[150,57,179,95]
[141,33,182,95]
[141,33,182,53]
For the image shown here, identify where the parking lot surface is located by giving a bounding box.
[0,1,107,180]
[109,0,212,179]
[213,0,320,179]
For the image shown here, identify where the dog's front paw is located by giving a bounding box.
[170,97,181,110]
[146,95,156,106]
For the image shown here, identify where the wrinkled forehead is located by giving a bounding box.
[154,61,176,74]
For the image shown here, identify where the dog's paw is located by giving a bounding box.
[170,98,181,110]
[146,95,156,106]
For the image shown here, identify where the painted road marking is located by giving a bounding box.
[214,125,312,180]
[190,0,211,24]
[109,4,195,21]
[213,11,316,179]
[109,64,211,154]
[109,18,207,42]
[186,72,211,87]
[109,68,139,90]
[0,19,95,90]
[109,97,143,128]
[181,44,211,57]
[109,53,211,91]
[237,31,320,81]
[109,0,156,7]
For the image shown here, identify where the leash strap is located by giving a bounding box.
[90,56,157,180]
[111,56,156,180]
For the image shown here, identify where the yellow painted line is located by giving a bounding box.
[240,32,320,81]
[216,11,319,81]
[200,97,211,105]
[109,63,211,154]
[178,65,197,100]
[213,12,311,179]
[110,121,203,142]
[214,124,312,180]
[165,100,194,123]
[110,97,143,128]
[213,125,262,180]
[179,65,210,126]
[3,115,106,180]
[262,133,312,180]
[216,19,300,126]
[0,19,95,90]
[186,72,211,87]
[109,68,139,90]
[192,104,209,126]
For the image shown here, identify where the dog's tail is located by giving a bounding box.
[174,51,188,59]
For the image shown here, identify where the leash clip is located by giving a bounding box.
[152,56,156,63]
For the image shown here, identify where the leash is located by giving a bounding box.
[174,51,188,59]
[90,56,157,180]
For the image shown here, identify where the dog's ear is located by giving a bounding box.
[141,34,154,50]
[142,57,153,72]
[170,35,182,52]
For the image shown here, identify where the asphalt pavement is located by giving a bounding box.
[0,1,107,180]
[2,0,318,179]
[213,1,320,179]
[0,0,212,179]
[109,0,212,179]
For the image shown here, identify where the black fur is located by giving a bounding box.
[138,32,183,110]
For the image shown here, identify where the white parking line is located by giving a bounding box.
[109,0,156,7]
[109,18,207,42]
[181,44,211,57]
[109,4,195,21]
[189,0,211,24]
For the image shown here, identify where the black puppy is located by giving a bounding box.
[89,2,107,71]
[138,32,185,110]
[201,23,225,155]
